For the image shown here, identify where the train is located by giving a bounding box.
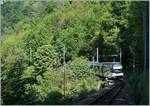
[95,62,124,87]
[90,61,124,79]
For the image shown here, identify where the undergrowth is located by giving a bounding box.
[126,71,149,105]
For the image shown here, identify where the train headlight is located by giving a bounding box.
[112,73,124,77]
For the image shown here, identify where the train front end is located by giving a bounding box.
[111,63,124,78]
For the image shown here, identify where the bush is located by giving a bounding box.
[63,57,99,103]
[127,71,149,105]
[67,57,94,81]
[1,48,31,104]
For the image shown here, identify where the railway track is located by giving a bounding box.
[89,80,124,105]
[75,80,125,105]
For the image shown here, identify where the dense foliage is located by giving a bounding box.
[1,1,148,105]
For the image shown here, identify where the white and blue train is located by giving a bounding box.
[90,61,124,79]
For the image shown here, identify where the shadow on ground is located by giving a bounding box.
[41,89,97,105]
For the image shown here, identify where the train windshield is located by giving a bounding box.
[112,63,123,73]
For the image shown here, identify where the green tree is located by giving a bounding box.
[33,45,59,75]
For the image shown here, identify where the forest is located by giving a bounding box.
[1,0,149,105]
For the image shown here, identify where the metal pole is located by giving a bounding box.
[133,52,135,72]
[92,56,95,79]
[120,48,122,64]
[92,56,94,69]
[143,7,147,72]
[97,48,99,62]
[113,57,115,62]
[63,44,66,97]
[29,47,32,65]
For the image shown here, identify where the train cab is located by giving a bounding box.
[111,63,124,78]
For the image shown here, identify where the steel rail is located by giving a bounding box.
[89,81,123,105]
